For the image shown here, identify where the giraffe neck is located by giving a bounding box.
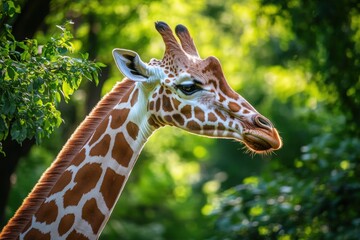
[2,80,158,240]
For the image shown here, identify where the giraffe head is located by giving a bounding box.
[113,21,282,153]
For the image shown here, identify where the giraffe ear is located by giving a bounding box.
[112,48,149,82]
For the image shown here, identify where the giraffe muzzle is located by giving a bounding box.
[241,114,282,153]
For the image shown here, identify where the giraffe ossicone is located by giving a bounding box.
[0,21,282,240]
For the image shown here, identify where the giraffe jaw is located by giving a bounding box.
[185,128,281,154]
[242,129,282,153]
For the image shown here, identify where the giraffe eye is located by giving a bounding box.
[177,83,202,95]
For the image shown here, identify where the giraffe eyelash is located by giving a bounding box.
[175,81,203,95]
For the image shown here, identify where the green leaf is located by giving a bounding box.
[57,47,68,54]
[55,91,61,103]
[0,19,102,150]
[10,121,27,143]
[5,0,21,17]
[6,66,16,80]
[61,81,74,101]
[96,62,107,68]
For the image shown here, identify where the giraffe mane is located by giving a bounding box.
[0,79,135,239]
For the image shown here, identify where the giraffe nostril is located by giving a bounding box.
[254,115,273,130]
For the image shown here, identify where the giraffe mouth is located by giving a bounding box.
[242,130,282,153]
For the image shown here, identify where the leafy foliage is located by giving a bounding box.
[1,0,21,19]
[212,124,360,239]
[261,0,360,131]
[0,13,103,152]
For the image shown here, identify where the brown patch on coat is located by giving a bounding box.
[67,230,90,240]
[34,200,58,224]
[203,124,215,131]
[215,109,226,121]
[243,109,250,114]
[159,86,164,94]
[126,121,139,140]
[194,107,205,122]
[149,101,155,111]
[90,134,111,157]
[187,120,200,130]
[218,93,226,102]
[130,89,139,107]
[228,102,241,112]
[110,109,130,129]
[24,228,50,240]
[58,214,75,236]
[218,123,226,131]
[173,114,185,126]
[156,98,161,112]
[82,198,105,234]
[180,105,192,118]
[100,168,125,210]
[112,133,133,167]
[208,112,217,122]
[72,148,86,166]
[162,95,173,112]
[172,97,181,110]
[63,163,102,208]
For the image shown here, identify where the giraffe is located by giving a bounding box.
[0,21,282,239]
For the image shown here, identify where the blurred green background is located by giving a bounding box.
[1,0,360,239]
